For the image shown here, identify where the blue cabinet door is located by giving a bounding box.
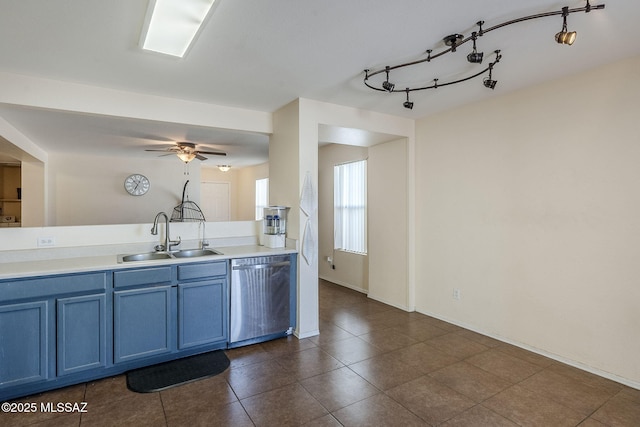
[0,301,49,388]
[178,279,227,349]
[113,286,173,363]
[57,294,107,375]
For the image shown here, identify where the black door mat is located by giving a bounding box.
[126,350,230,393]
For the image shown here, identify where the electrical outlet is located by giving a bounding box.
[37,236,56,247]
[453,288,461,300]
[327,256,333,264]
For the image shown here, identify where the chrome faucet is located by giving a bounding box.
[200,221,210,249]
[151,212,181,251]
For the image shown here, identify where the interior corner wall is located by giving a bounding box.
[318,144,369,292]
[415,56,640,386]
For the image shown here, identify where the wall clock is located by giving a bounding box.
[124,174,150,196]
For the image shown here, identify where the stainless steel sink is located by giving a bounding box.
[119,252,173,262]
[118,248,223,262]
[171,249,223,258]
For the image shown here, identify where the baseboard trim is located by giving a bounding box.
[417,308,640,391]
[319,276,367,294]
[294,328,320,339]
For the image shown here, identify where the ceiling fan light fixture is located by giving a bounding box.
[177,152,196,163]
[140,0,217,57]
[218,165,231,172]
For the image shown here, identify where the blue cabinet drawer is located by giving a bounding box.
[177,261,227,281]
[0,272,107,301]
[113,266,172,288]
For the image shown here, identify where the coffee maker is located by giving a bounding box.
[262,206,289,248]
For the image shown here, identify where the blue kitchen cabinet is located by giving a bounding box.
[113,285,175,363]
[178,279,226,349]
[57,294,107,375]
[0,272,107,395]
[177,261,228,349]
[0,301,49,388]
[112,261,230,361]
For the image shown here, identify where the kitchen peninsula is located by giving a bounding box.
[0,222,297,401]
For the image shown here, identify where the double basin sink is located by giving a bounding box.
[118,248,223,263]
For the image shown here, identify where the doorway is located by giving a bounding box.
[200,182,230,222]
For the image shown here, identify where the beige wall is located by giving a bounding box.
[415,56,640,386]
[369,138,409,309]
[271,99,322,339]
[235,162,269,221]
[21,160,45,227]
[47,153,200,226]
[318,144,369,292]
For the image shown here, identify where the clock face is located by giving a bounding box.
[124,174,150,196]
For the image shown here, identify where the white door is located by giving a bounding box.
[200,182,230,222]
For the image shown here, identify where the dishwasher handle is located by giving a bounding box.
[232,261,290,270]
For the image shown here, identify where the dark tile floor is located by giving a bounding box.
[3,279,639,426]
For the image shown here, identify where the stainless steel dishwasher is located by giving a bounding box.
[229,255,293,347]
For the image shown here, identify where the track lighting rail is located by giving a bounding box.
[363,2,605,108]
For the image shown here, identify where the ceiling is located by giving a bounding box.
[0,0,637,166]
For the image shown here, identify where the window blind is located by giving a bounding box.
[334,160,367,254]
[255,178,269,220]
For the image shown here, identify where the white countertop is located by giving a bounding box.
[0,244,297,280]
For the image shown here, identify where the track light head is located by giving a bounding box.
[467,32,484,63]
[555,6,577,45]
[383,66,395,92]
[403,89,414,109]
[382,80,395,92]
[467,52,484,63]
[483,78,498,89]
[555,30,577,45]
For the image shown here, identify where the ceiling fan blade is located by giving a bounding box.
[195,154,208,161]
[145,147,180,152]
[196,150,226,156]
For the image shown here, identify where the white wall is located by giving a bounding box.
[415,56,640,387]
[368,138,409,309]
[318,144,369,292]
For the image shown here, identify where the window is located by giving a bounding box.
[255,178,269,220]
[334,160,367,254]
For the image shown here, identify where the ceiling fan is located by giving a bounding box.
[145,142,226,163]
